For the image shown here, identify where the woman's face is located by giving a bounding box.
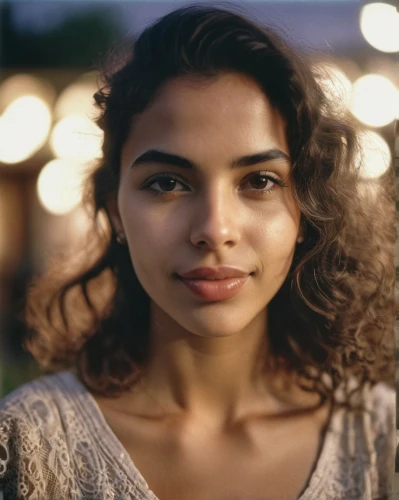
[113,72,302,338]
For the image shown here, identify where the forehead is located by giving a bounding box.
[122,72,289,166]
[151,72,271,116]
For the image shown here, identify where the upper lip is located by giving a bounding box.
[178,266,250,280]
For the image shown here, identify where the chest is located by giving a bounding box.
[124,435,317,500]
[98,406,329,500]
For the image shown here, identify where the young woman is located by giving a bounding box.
[0,5,395,500]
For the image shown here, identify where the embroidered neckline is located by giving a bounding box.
[59,371,340,500]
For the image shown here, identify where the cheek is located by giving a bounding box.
[268,216,298,250]
[252,211,299,271]
[119,196,181,269]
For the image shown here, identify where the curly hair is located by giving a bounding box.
[24,4,395,411]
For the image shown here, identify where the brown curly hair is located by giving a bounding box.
[24,4,395,411]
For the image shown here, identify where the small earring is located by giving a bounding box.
[297,236,304,244]
[116,232,126,245]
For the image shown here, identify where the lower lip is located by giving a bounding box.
[178,276,250,301]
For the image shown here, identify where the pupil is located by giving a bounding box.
[159,178,176,191]
[251,176,269,189]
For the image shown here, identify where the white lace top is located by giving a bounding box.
[0,371,395,500]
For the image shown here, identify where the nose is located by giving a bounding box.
[190,184,241,251]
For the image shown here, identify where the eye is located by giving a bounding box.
[241,172,287,193]
[139,174,188,194]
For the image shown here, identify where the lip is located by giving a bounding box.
[178,266,249,280]
[177,267,251,301]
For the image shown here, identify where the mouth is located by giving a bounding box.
[177,275,251,301]
[178,266,250,280]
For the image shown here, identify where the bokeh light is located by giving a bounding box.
[0,73,55,112]
[313,62,352,110]
[0,95,52,164]
[350,74,399,127]
[66,206,109,243]
[357,130,391,179]
[55,79,99,121]
[360,3,399,53]
[37,159,88,215]
[50,114,103,162]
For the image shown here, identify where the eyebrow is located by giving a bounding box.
[130,148,291,170]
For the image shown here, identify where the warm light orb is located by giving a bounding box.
[360,3,399,53]
[0,73,55,111]
[357,130,391,179]
[55,80,99,121]
[0,95,52,164]
[65,206,109,243]
[350,74,399,127]
[313,62,352,110]
[50,114,103,162]
[37,159,88,215]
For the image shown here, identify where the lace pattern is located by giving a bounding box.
[0,372,395,499]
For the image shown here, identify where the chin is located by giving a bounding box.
[150,298,267,339]
[178,310,261,339]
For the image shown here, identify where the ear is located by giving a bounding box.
[106,193,124,235]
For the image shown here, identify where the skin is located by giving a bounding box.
[104,72,329,499]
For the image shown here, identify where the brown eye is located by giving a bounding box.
[249,174,273,190]
[140,174,188,194]
[239,172,287,195]
[157,178,178,191]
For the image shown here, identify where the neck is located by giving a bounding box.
[140,302,286,426]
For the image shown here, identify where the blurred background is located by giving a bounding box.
[0,0,398,397]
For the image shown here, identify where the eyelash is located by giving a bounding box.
[139,172,288,196]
